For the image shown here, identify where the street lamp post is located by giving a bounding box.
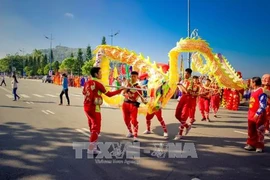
[44,34,53,74]
[19,49,25,76]
[108,30,120,74]
[187,0,191,68]
[109,30,120,46]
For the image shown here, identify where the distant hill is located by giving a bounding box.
[38,46,88,62]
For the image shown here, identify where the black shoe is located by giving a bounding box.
[201,118,206,121]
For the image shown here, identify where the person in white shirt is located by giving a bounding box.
[11,75,20,101]
[0,74,6,86]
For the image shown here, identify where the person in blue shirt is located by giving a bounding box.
[141,77,148,97]
[59,73,70,106]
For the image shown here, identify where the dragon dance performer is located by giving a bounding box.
[262,74,270,135]
[143,80,168,137]
[122,71,147,142]
[174,68,193,140]
[211,81,221,118]
[244,77,267,153]
[83,67,124,154]
[188,76,200,125]
[198,78,212,121]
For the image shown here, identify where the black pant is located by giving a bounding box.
[13,88,20,100]
[60,89,70,105]
[0,80,6,86]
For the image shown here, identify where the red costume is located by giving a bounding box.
[83,78,122,145]
[247,87,267,149]
[211,83,221,116]
[175,78,193,136]
[198,85,211,120]
[122,82,142,139]
[145,85,167,133]
[189,82,200,124]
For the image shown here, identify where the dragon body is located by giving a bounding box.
[93,37,247,114]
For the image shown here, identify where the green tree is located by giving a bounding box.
[24,66,33,76]
[86,45,93,60]
[28,56,33,67]
[44,64,51,75]
[82,60,94,75]
[59,57,75,74]
[49,49,54,63]
[24,58,29,67]
[32,57,37,75]
[0,58,11,72]
[101,36,106,45]
[41,54,48,69]
[70,53,74,58]
[33,49,43,58]
[74,48,84,75]
[37,68,44,75]
[52,61,60,72]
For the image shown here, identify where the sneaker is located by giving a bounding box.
[87,149,102,155]
[133,137,139,142]
[244,145,255,151]
[201,118,206,121]
[185,125,192,135]
[206,118,211,122]
[143,130,151,134]
[66,104,70,106]
[59,103,62,105]
[173,135,182,140]
[126,133,134,138]
[214,114,217,118]
[163,132,168,137]
[256,148,263,153]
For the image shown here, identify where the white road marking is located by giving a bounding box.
[234,130,247,135]
[46,110,55,114]
[42,110,49,115]
[5,94,13,98]
[76,129,90,137]
[234,130,270,139]
[33,94,44,97]
[70,94,81,97]
[82,128,90,132]
[20,94,30,98]
[26,101,34,104]
[45,94,57,97]
[0,87,12,93]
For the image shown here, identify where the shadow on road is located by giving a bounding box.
[0,122,270,180]
[0,105,32,109]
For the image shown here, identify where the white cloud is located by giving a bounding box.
[64,13,74,19]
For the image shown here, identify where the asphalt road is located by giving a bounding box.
[0,78,269,180]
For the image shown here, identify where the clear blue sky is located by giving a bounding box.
[0,0,269,78]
